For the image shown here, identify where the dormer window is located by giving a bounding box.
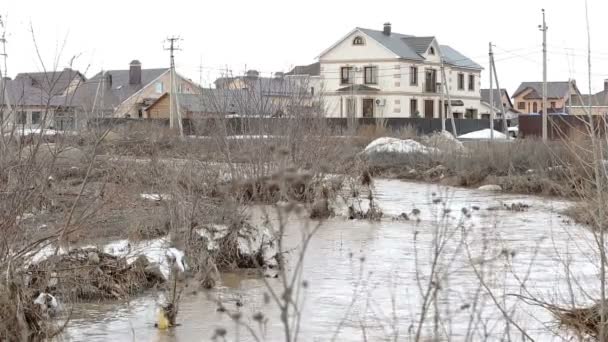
[353,36,365,46]
[429,47,435,55]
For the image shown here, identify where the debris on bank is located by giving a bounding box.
[27,248,165,300]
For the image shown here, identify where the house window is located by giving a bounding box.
[533,102,538,113]
[410,66,418,85]
[468,74,475,91]
[394,99,401,105]
[457,73,465,90]
[364,66,378,84]
[394,82,400,87]
[17,112,27,125]
[551,101,556,108]
[518,102,526,110]
[429,47,435,55]
[393,107,401,113]
[410,99,418,116]
[465,109,477,118]
[31,111,41,125]
[394,64,400,70]
[353,36,365,45]
[155,82,164,94]
[311,87,315,96]
[340,67,353,84]
[425,69,437,93]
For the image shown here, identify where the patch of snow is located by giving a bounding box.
[364,137,437,155]
[478,184,502,192]
[34,292,58,308]
[458,129,507,140]
[422,130,465,152]
[140,193,171,201]
[103,238,180,280]
[166,247,187,273]
[16,212,34,222]
[28,245,67,265]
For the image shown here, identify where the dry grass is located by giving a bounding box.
[365,138,586,197]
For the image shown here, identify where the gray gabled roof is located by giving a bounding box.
[14,68,86,96]
[176,90,245,114]
[71,68,168,111]
[568,90,608,107]
[286,62,320,76]
[480,88,513,109]
[0,77,72,107]
[357,28,422,61]
[513,82,572,99]
[402,36,435,55]
[439,45,483,70]
[353,28,482,70]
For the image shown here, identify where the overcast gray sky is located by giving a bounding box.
[4,0,608,94]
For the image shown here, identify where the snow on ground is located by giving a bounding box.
[458,129,507,140]
[364,137,437,155]
[140,193,171,201]
[104,238,177,280]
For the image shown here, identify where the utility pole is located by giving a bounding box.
[489,43,509,139]
[439,78,445,132]
[539,9,549,141]
[165,36,183,136]
[489,42,495,140]
[0,15,11,144]
[440,56,457,136]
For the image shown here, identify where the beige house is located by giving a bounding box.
[72,60,200,120]
[512,81,576,114]
[0,68,85,130]
[145,90,243,119]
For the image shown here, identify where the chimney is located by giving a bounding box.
[383,22,391,36]
[604,79,608,92]
[104,72,112,90]
[245,70,259,78]
[129,60,142,85]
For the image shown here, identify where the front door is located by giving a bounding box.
[424,100,434,118]
[362,99,374,118]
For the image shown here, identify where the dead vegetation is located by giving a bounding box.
[364,138,587,198]
[26,249,164,301]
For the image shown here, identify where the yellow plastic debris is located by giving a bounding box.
[156,309,170,330]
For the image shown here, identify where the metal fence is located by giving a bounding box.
[518,114,606,139]
[90,117,506,137]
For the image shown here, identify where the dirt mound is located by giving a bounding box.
[27,248,164,301]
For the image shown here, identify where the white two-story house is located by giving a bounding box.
[318,23,484,119]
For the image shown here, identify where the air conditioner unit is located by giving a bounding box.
[375,99,386,106]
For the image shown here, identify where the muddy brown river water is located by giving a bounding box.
[61,179,598,341]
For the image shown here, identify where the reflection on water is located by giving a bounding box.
[63,180,597,341]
